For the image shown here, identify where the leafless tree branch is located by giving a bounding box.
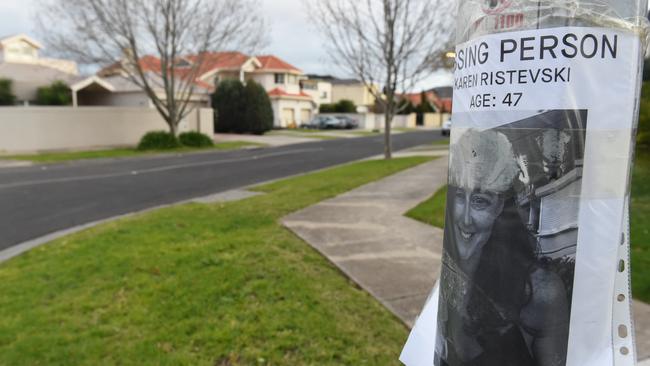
[306,0,454,158]
[36,0,267,135]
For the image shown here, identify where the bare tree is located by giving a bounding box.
[36,0,266,136]
[307,0,454,159]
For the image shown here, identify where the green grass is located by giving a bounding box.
[278,128,323,133]
[2,141,264,164]
[352,130,381,136]
[405,185,447,229]
[631,152,650,303]
[405,152,650,302]
[0,156,432,365]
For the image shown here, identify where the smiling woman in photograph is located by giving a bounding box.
[435,128,570,366]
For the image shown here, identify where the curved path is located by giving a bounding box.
[282,157,650,362]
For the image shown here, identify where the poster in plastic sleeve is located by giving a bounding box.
[400,2,648,366]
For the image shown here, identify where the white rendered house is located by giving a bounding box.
[73,52,318,128]
[0,34,79,104]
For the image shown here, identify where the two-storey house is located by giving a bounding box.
[0,34,78,105]
[73,52,317,128]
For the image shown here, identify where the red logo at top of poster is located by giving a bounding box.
[481,0,512,15]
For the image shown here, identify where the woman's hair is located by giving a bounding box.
[443,193,536,323]
[470,197,536,321]
[446,129,536,327]
[449,129,520,194]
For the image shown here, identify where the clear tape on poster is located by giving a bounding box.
[457,0,650,48]
[452,111,635,200]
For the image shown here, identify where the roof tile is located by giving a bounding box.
[256,55,301,72]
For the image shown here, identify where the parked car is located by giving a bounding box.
[441,117,452,136]
[302,115,356,130]
[335,116,359,129]
[301,116,332,129]
[321,116,345,130]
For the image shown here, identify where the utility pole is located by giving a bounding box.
[401,1,649,366]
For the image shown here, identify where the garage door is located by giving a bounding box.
[282,108,295,128]
[300,109,312,125]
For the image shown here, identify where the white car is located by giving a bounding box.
[441,118,452,136]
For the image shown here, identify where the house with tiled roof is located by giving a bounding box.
[429,87,453,114]
[399,87,453,114]
[0,34,79,105]
[73,52,318,128]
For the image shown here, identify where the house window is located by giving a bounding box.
[274,73,285,84]
[287,75,298,84]
[321,91,328,99]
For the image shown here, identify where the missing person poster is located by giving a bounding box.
[400,18,645,366]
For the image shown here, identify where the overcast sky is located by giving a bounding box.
[7,0,648,89]
[0,0,455,89]
[0,1,332,72]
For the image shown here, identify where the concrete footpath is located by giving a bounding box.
[282,156,650,362]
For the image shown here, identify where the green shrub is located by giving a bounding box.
[137,131,181,150]
[320,100,357,114]
[335,99,357,113]
[36,81,72,106]
[397,99,415,115]
[212,79,245,133]
[179,132,214,147]
[0,79,16,106]
[242,81,273,135]
[319,103,336,113]
[212,79,274,134]
[417,91,435,113]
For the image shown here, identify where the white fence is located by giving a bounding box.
[0,107,213,153]
[318,112,450,130]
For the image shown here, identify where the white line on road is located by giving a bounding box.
[0,148,323,190]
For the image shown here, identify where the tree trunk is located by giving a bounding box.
[384,109,393,160]
[168,117,179,137]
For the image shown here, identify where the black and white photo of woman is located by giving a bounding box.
[435,128,572,366]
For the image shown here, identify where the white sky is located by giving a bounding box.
[0,0,455,89]
[6,0,648,89]
[0,0,334,71]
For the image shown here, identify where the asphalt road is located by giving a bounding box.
[0,131,442,251]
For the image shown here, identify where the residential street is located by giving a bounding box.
[0,131,442,251]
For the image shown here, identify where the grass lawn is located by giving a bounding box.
[350,130,381,136]
[274,128,323,133]
[405,151,650,303]
[405,185,447,229]
[2,141,264,164]
[0,156,432,365]
[631,151,650,303]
